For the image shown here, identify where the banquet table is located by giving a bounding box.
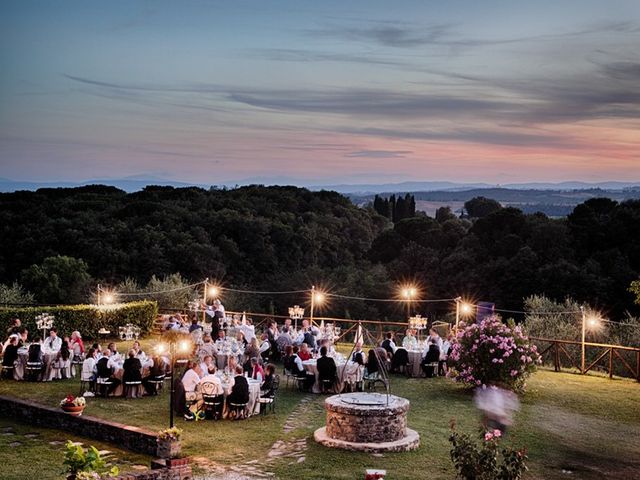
[407,350,424,378]
[213,340,243,370]
[14,349,56,381]
[302,359,362,393]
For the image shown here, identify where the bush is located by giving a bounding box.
[448,316,540,392]
[0,301,157,340]
[449,424,527,480]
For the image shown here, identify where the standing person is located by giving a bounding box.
[474,384,520,435]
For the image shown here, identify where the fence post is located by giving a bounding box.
[554,342,560,372]
[609,348,614,379]
[637,351,640,383]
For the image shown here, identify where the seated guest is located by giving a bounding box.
[260,363,276,398]
[28,337,43,363]
[142,355,167,395]
[259,333,271,361]
[199,355,215,377]
[91,342,103,358]
[69,331,85,358]
[6,318,21,337]
[237,331,249,349]
[244,337,260,364]
[291,346,315,391]
[365,349,382,375]
[227,365,250,410]
[282,345,295,373]
[380,332,397,357]
[280,318,293,335]
[81,348,98,382]
[317,346,337,391]
[199,333,216,358]
[96,349,121,394]
[227,355,239,374]
[17,327,28,348]
[1,336,19,378]
[189,318,203,333]
[122,349,142,383]
[52,341,72,380]
[318,338,336,358]
[107,342,123,367]
[43,328,62,354]
[402,329,418,350]
[351,342,365,365]
[439,334,453,376]
[276,331,292,358]
[199,364,223,395]
[297,342,312,361]
[181,362,203,419]
[250,357,264,383]
[421,339,441,378]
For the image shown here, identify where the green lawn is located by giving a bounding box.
[1,339,639,480]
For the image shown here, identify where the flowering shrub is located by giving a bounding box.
[157,427,183,442]
[60,395,86,407]
[448,316,540,391]
[449,423,527,480]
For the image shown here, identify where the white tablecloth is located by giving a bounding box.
[407,350,423,377]
[302,359,362,393]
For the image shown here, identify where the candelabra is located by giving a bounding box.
[35,313,54,339]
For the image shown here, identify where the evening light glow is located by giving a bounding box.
[1,0,639,185]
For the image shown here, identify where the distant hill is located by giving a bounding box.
[351,187,640,217]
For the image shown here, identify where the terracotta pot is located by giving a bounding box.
[61,405,85,416]
[157,439,181,459]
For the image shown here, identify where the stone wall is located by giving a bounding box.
[0,395,158,455]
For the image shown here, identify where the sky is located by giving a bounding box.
[1,0,639,186]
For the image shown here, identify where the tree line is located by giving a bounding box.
[0,185,638,321]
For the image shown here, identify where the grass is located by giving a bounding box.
[0,418,150,480]
[1,337,639,479]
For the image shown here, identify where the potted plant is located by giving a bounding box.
[60,395,87,416]
[157,427,183,462]
[62,441,119,480]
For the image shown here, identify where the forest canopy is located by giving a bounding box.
[0,185,638,320]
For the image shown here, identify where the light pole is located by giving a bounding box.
[202,278,209,324]
[401,286,417,319]
[158,336,192,428]
[309,286,324,327]
[581,306,586,374]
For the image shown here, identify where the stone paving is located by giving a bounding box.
[193,395,325,480]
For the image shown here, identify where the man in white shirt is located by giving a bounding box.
[182,362,202,402]
[426,328,444,352]
[213,299,225,317]
[199,355,215,378]
[42,328,62,354]
[402,329,418,350]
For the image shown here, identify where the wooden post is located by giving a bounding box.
[637,351,640,383]
[609,348,614,379]
[554,342,560,372]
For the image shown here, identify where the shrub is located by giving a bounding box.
[449,424,527,480]
[0,301,157,340]
[448,316,540,392]
[63,440,119,479]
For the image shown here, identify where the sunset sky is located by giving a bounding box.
[1,0,639,185]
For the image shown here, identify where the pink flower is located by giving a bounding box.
[484,432,494,441]
[493,429,502,438]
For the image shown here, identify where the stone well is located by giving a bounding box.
[314,392,420,453]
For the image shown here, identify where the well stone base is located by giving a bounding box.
[314,426,420,453]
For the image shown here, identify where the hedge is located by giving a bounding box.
[0,301,158,340]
